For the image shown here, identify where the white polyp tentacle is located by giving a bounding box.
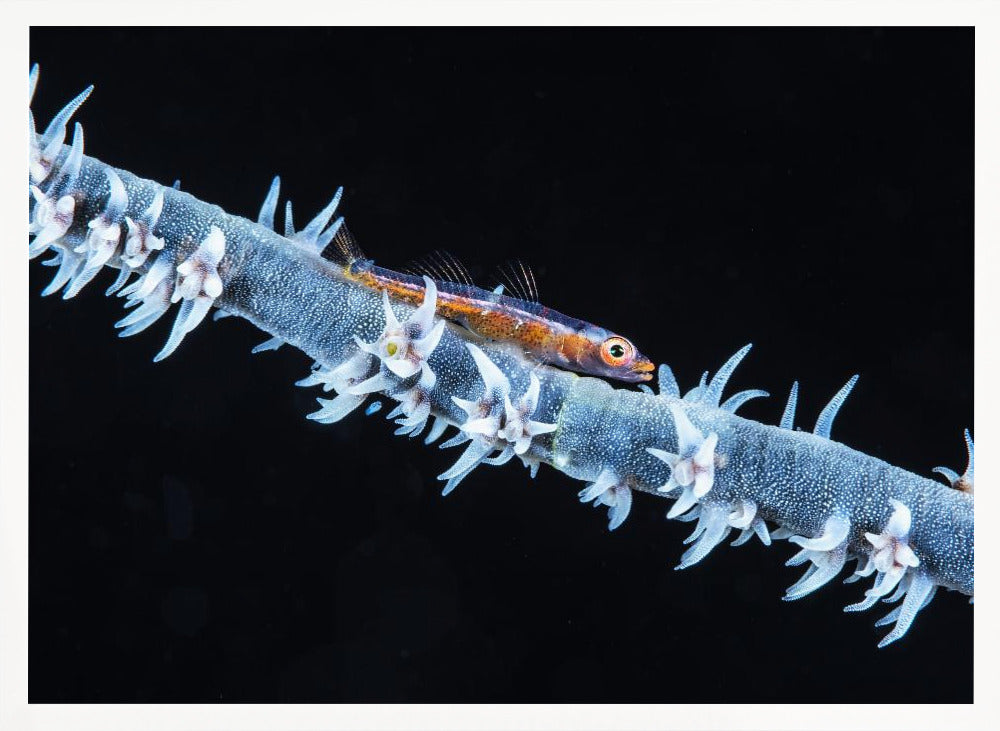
[502,373,558,455]
[843,555,876,584]
[258,176,281,229]
[578,468,633,531]
[656,363,680,398]
[702,343,752,407]
[63,173,128,299]
[843,500,925,634]
[683,371,708,402]
[348,370,393,396]
[720,389,769,414]
[297,364,336,392]
[676,502,732,569]
[123,252,174,301]
[439,345,557,496]
[283,201,295,237]
[153,226,226,362]
[263,176,346,253]
[851,568,907,610]
[121,190,166,268]
[312,275,449,433]
[465,344,510,399]
[673,504,701,524]
[669,498,767,568]
[578,469,617,504]
[483,446,516,467]
[28,121,85,262]
[933,429,974,494]
[310,388,368,425]
[295,187,344,250]
[29,108,40,182]
[439,430,472,451]
[43,121,86,200]
[520,455,541,479]
[779,381,799,430]
[308,277,448,432]
[782,514,851,601]
[304,350,378,425]
[389,362,438,438]
[63,168,128,299]
[28,186,51,235]
[646,403,719,519]
[355,277,446,380]
[813,375,859,439]
[308,393,367,424]
[28,186,75,259]
[883,577,910,605]
[727,499,772,546]
[729,528,754,547]
[105,266,133,297]
[875,573,937,648]
[789,513,850,552]
[40,249,85,297]
[932,465,960,487]
[963,429,975,489]
[727,499,756,530]
[172,226,226,303]
[423,417,449,445]
[439,439,496,496]
[106,202,150,299]
[114,278,172,337]
[68,221,119,294]
[30,78,93,185]
[731,516,772,547]
[318,349,377,392]
[251,336,286,354]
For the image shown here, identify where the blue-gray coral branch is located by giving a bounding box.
[27,66,973,648]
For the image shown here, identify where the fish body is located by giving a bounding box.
[327,231,654,383]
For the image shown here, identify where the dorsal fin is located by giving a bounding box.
[493,259,539,302]
[403,250,475,287]
[320,221,366,266]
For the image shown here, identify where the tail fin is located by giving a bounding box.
[321,222,366,267]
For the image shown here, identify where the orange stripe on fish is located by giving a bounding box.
[322,225,654,383]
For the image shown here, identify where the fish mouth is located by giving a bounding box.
[630,359,655,382]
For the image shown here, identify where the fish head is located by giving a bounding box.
[575,326,655,383]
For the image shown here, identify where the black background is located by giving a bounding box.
[29,28,973,702]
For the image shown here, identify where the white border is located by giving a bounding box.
[2,2,996,729]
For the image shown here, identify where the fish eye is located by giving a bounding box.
[600,336,634,366]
